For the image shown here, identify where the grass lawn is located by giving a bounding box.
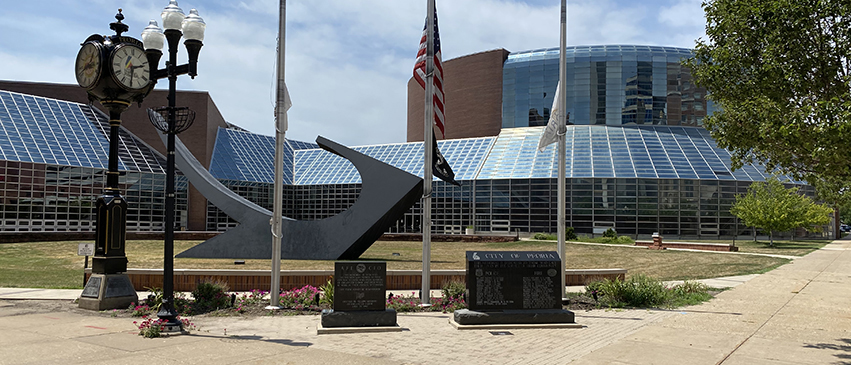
[0,239,791,289]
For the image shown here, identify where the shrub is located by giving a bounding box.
[441,281,466,301]
[279,285,321,310]
[602,228,617,238]
[139,287,191,315]
[134,316,196,338]
[129,302,153,317]
[191,278,231,313]
[589,274,669,308]
[319,279,334,306]
[600,235,635,245]
[234,289,267,313]
[669,281,713,307]
[533,232,557,240]
[565,227,578,240]
[135,316,165,338]
[434,281,467,312]
[431,295,466,313]
[387,292,421,312]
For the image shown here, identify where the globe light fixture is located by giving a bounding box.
[161,0,185,31]
[141,20,165,52]
[181,9,206,42]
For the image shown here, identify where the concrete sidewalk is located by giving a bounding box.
[1,239,848,364]
[570,238,851,365]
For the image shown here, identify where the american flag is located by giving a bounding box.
[413,6,445,139]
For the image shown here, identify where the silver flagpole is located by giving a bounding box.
[557,0,567,299]
[421,0,435,306]
[267,0,287,309]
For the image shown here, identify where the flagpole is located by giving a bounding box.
[557,0,567,299]
[267,0,287,310]
[421,0,436,306]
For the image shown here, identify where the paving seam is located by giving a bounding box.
[714,245,844,365]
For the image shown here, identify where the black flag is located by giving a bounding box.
[432,136,460,186]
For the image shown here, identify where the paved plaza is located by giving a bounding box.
[1,238,850,364]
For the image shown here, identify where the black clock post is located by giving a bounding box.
[76,10,155,311]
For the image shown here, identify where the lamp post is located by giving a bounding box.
[141,0,205,332]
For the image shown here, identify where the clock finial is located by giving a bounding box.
[110,9,129,36]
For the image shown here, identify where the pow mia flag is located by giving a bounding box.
[432,137,460,186]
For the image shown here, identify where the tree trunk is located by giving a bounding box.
[769,232,774,247]
[834,206,840,240]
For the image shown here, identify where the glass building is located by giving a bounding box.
[0,44,825,239]
[202,124,812,238]
[503,45,716,128]
[0,90,187,232]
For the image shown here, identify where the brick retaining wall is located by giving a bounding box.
[635,241,738,252]
[85,268,626,292]
[0,231,219,243]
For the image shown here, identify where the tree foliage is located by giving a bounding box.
[685,0,851,182]
[731,177,832,245]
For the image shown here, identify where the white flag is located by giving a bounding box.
[275,83,291,132]
[537,84,562,151]
[282,83,292,112]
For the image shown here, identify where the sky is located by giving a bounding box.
[0,0,707,147]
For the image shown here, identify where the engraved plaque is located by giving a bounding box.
[104,275,136,298]
[334,261,386,311]
[466,251,562,311]
[81,276,101,298]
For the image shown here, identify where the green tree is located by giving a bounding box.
[731,177,832,246]
[685,1,851,182]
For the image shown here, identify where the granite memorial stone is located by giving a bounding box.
[466,251,562,311]
[454,251,576,327]
[334,261,386,311]
[321,261,397,330]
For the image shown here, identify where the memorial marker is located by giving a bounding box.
[319,261,399,332]
[466,251,562,311]
[333,261,386,311]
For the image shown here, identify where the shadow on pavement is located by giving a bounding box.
[190,333,313,347]
[804,338,851,365]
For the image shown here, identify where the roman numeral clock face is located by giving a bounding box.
[75,42,102,89]
[110,45,150,90]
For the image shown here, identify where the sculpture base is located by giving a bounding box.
[320,309,397,327]
[78,273,138,311]
[453,309,576,325]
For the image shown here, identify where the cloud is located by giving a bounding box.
[0,0,707,147]
[659,0,705,28]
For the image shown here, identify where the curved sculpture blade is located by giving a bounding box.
[166,133,423,260]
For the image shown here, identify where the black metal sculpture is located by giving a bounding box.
[166,134,423,260]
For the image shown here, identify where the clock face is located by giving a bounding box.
[75,42,102,89]
[110,44,150,90]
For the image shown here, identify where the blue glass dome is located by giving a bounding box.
[502,45,717,128]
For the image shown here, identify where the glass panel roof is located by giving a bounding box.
[1,90,793,186]
[478,125,795,181]
[208,127,297,184]
[288,139,319,150]
[294,137,495,185]
[0,90,166,173]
